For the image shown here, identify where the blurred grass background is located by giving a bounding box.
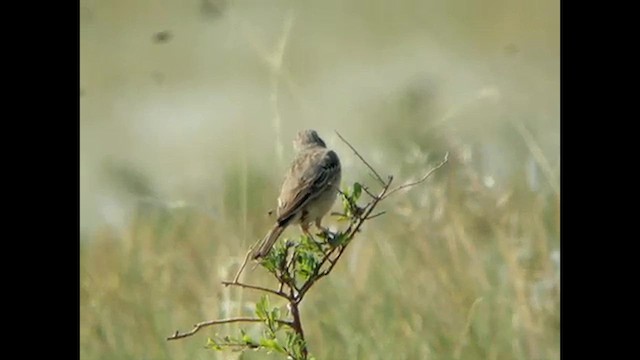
[80,0,559,359]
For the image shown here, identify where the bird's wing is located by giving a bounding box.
[276,149,340,225]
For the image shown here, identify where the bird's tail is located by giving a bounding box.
[253,225,286,260]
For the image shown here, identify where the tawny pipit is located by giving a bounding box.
[253,130,342,259]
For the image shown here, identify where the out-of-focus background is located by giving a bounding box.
[80,0,559,359]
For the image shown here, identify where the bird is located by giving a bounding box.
[253,129,342,260]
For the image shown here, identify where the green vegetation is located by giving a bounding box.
[80,1,559,359]
[80,145,559,359]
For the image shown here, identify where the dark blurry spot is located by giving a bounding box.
[151,71,165,85]
[504,43,520,56]
[103,160,156,198]
[200,0,227,20]
[404,87,423,113]
[401,77,438,115]
[153,31,172,44]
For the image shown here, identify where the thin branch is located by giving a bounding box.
[325,179,392,267]
[335,130,386,187]
[368,172,382,185]
[296,249,336,302]
[222,281,291,301]
[289,302,307,358]
[167,317,293,341]
[361,184,377,199]
[382,152,449,200]
[231,246,254,283]
[318,245,346,277]
[365,211,386,220]
[210,342,260,350]
[279,243,301,294]
[284,242,296,275]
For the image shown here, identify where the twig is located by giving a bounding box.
[335,131,386,187]
[289,302,307,358]
[167,317,293,341]
[382,152,449,200]
[327,179,393,267]
[368,172,382,185]
[365,211,386,220]
[232,246,254,283]
[222,281,291,301]
[232,230,270,284]
[361,184,377,199]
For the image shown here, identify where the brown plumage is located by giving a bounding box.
[253,130,342,259]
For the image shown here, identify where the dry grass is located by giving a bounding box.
[80,2,559,358]
[80,144,559,359]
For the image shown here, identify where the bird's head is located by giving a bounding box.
[293,129,326,151]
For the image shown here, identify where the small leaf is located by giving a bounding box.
[285,332,307,358]
[242,333,254,345]
[260,338,286,354]
[342,198,351,215]
[206,337,222,351]
[353,182,362,201]
[263,326,277,340]
[271,307,281,321]
[329,232,348,247]
[255,295,269,320]
[295,251,319,281]
[261,257,276,272]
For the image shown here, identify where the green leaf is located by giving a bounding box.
[285,332,308,359]
[255,295,269,320]
[261,238,294,274]
[298,234,312,249]
[242,333,254,345]
[206,337,222,351]
[353,182,362,201]
[295,251,319,281]
[261,256,277,272]
[342,197,351,215]
[260,338,286,354]
[329,232,348,247]
[271,306,281,321]
[339,232,350,246]
[263,326,277,340]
